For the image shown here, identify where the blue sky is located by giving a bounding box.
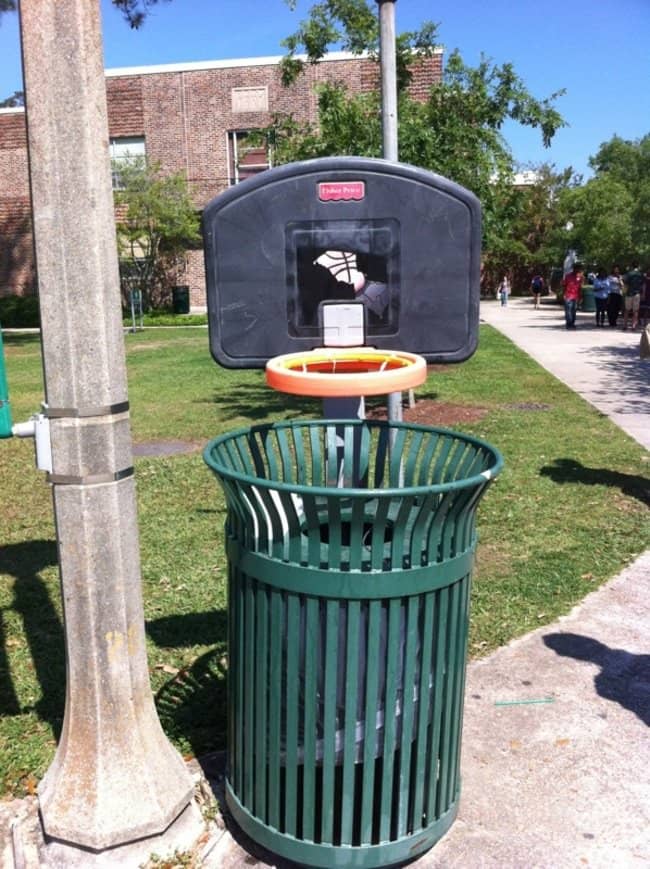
[1,0,648,178]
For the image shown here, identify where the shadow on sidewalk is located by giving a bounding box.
[540,458,650,507]
[579,343,650,403]
[543,632,650,726]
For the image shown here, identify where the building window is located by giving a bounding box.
[110,136,146,189]
[227,130,271,186]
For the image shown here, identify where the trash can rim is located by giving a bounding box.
[203,418,503,498]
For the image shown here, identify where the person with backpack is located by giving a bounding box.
[623,263,644,331]
[530,274,545,309]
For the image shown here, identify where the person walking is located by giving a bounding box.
[498,275,510,306]
[592,269,610,327]
[530,273,545,309]
[623,263,644,331]
[562,262,583,330]
[606,265,624,328]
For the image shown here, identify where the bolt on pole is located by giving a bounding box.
[18,0,195,854]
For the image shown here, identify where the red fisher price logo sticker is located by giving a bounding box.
[318,181,365,202]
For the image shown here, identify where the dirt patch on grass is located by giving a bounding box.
[366,399,489,427]
[125,341,168,352]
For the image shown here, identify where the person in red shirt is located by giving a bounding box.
[562,263,584,330]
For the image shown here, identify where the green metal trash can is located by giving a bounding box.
[204,419,502,868]
[580,286,596,313]
[172,285,190,314]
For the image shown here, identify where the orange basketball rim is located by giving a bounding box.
[265,347,427,397]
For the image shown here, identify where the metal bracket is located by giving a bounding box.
[12,410,53,473]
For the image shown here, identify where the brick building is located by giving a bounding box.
[0,50,442,310]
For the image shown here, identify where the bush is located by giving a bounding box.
[122,309,208,327]
[0,295,41,328]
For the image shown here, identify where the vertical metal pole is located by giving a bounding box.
[377,0,403,422]
[18,0,195,853]
[378,0,398,162]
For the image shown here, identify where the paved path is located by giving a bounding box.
[480,296,650,450]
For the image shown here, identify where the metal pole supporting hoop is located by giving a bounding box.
[266,347,427,398]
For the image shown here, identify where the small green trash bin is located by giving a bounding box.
[204,419,502,868]
[580,286,596,313]
[172,285,190,314]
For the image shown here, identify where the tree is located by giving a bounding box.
[0,90,23,107]
[557,176,635,270]
[481,164,579,293]
[280,0,438,90]
[587,134,650,264]
[113,157,201,309]
[264,48,565,264]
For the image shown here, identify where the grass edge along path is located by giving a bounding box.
[0,325,647,796]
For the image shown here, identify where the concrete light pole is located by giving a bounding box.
[18,0,198,859]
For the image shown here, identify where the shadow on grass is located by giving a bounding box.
[544,632,650,726]
[147,609,226,649]
[149,608,228,758]
[0,540,64,736]
[154,642,228,759]
[540,458,650,507]
[207,382,320,422]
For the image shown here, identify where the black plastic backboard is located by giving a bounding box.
[202,157,481,368]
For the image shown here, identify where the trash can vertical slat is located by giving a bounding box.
[327,497,343,569]
[411,589,436,829]
[268,591,283,830]
[341,599,361,845]
[243,579,256,810]
[348,499,366,571]
[254,587,269,819]
[449,575,471,805]
[321,600,340,842]
[284,594,301,836]
[378,597,402,842]
[360,600,381,843]
[430,434,454,484]
[426,586,449,822]
[417,432,440,485]
[291,424,308,485]
[403,429,425,485]
[397,595,419,837]
[309,425,323,486]
[370,498,392,570]
[230,566,244,798]
[326,424,340,487]
[390,493,416,567]
[437,581,461,816]
[302,596,319,841]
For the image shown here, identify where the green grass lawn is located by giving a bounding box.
[0,326,648,797]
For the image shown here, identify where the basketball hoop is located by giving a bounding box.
[265,347,427,397]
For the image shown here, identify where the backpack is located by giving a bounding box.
[532,276,543,291]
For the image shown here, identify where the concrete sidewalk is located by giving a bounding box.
[480,296,650,450]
